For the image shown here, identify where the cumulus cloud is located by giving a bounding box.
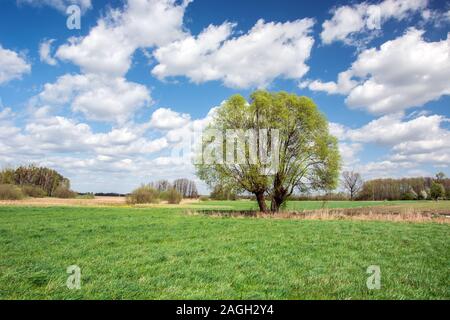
[39,39,57,66]
[56,0,189,76]
[152,18,315,88]
[0,104,215,193]
[34,73,151,123]
[307,29,450,114]
[332,112,450,173]
[150,108,190,130]
[0,107,14,120]
[321,0,428,45]
[0,45,31,85]
[17,0,92,13]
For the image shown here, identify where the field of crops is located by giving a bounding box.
[0,200,449,299]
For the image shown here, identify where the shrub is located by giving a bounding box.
[210,184,237,200]
[126,185,160,204]
[21,185,47,198]
[0,168,15,184]
[401,188,417,200]
[167,188,182,204]
[418,190,428,200]
[0,184,24,200]
[430,182,445,200]
[52,185,77,198]
[159,190,169,201]
[199,195,209,201]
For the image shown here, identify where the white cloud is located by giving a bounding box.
[321,0,428,45]
[338,142,363,169]
[0,45,31,85]
[332,113,450,173]
[308,29,450,114]
[165,106,217,143]
[303,70,357,95]
[150,108,190,130]
[152,18,315,88]
[35,73,151,123]
[0,107,14,120]
[0,105,216,193]
[338,113,446,146]
[56,0,189,76]
[17,0,92,13]
[39,39,57,66]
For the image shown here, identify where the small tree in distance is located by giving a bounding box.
[341,171,363,200]
[430,182,445,200]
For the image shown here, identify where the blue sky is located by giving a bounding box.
[0,0,449,193]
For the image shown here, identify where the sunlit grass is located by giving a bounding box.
[0,205,448,299]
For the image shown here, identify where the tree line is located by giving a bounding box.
[342,171,449,201]
[149,179,198,198]
[127,178,199,205]
[0,165,75,199]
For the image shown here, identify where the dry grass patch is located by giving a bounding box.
[0,196,127,207]
[191,205,450,223]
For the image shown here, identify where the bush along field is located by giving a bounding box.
[0,205,449,299]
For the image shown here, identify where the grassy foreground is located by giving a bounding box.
[0,205,449,299]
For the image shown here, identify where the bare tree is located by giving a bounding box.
[173,178,199,198]
[342,171,363,200]
[150,180,172,192]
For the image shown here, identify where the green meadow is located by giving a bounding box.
[0,202,449,299]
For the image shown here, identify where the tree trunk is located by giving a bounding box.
[255,192,267,212]
[270,195,284,213]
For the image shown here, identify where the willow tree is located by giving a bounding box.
[196,90,340,212]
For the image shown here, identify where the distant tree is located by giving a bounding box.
[151,180,172,192]
[418,189,428,200]
[435,172,446,183]
[341,171,363,200]
[401,187,417,200]
[430,182,445,200]
[210,184,237,200]
[173,178,198,198]
[0,168,15,184]
[0,164,71,196]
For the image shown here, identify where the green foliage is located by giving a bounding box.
[21,185,46,198]
[126,185,160,204]
[199,195,209,201]
[0,164,72,196]
[167,188,182,204]
[210,184,237,200]
[430,182,445,200]
[0,168,15,184]
[196,90,340,212]
[0,184,24,200]
[418,190,428,200]
[401,188,417,200]
[52,186,77,199]
[358,177,450,201]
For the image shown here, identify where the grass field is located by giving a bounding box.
[189,199,450,211]
[0,201,449,299]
